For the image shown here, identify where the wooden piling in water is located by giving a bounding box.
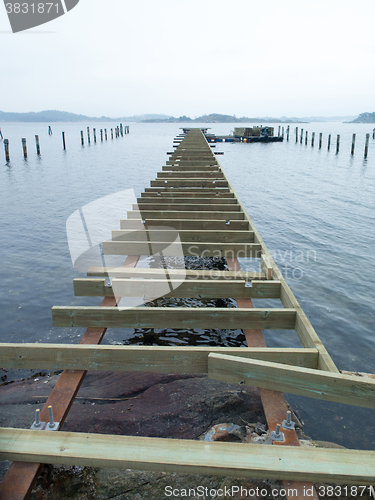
[87,127,90,145]
[81,131,84,146]
[319,133,322,149]
[21,138,27,159]
[336,135,340,154]
[100,129,103,142]
[305,131,308,145]
[282,126,284,139]
[93,128,97,143]
[4,139,10,162]
[300,129,303,144]
[328,134,331,151]
[295,127,298,143]
[286,126,290,141]
[105,129,108,140]
[35,135,40,155]
[48,125,53,136]
[120,123,123,137]
[373,128,375,140]
[351,134,356,156]
[311,132,315,147]
[278,126,281,137]
[62,132,66,151]
[111,128,113,139]
[364,133,370,159]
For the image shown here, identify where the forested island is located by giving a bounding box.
[350,112,375,123]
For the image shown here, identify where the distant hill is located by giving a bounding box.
[349,112,375,123]
[142,113,305,123]
[0,110,174,123]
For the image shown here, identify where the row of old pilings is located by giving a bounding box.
[2,124,129,162]
[293,127,373,159]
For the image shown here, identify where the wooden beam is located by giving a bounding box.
[141,191,234,198]
[52,306,297,330]
[156,172,224,179]
[1,429,374,485]
[0,345,318,372]
[208,353,375,409]
[73,278,281,299]
[133,204,241,212]
[150,180,228,188]
[102,241,261,258]
[87,267,266,280]
[120,219,249,230]
[137,197,238,205]
[112,229,254,243]
[127,211,245,220]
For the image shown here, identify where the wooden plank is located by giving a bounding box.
[162,166,220,171]
[133,203,241,212]
[127,211,245,220]
[144,187,230,193]
[1,428,374,485]
[102,241,261,258]
[112,229,254,243]
[261,254,273,280]
[87,267,266,280]
[156,171,224,178]
[141,191,234,198]
[150,179,228,188]
[120,219,249,230]
[73,278,281,299]
[0,345,318,372]
[137,197,238,204]
[208,353,375,409]
[52,306,297,330]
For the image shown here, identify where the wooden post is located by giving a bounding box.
[0,127,3,139]
[305,131,308,145]
[80,131,84,146]
[300,128,303,144]
[4,139,10,162]
[87,127,90,145]
[311,132,315,147]
[328,134,331,151]
[351,134,356,156]
[278,125,281,137]
[62,132,66,150]
[373,128,375,140]
[35,135,40,155]
[93,128,97,143]
[105,129,108,140]
[100,129,103,142]
[48,125,53,135]
[111,128,114,139]
[336,134,340,154]
[319,133,322,149]
[286,126,289,141]
[282,126,284,139]
[295,127,298,143]
[21,138,27,159]
[120,123,123,136]
[364,133,370,159]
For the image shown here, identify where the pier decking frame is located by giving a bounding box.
[1,129,374,499]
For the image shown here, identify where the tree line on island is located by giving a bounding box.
[0,110,373,123]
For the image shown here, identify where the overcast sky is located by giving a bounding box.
[1,0,375,118]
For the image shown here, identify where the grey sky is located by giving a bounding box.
[1,0,374,117]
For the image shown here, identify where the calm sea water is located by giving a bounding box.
[0,121,374,450]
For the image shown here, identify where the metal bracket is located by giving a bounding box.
[271,424,284,442]
[282,411,295,430]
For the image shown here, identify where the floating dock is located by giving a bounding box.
[0,129,374,499]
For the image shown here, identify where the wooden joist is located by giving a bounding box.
[133,203,241,211]
[73,278,281,299]
[1,429,374,485]
[86,267,266,280]
[127,211,245,220]
[208,353,375,409]
[120,219,249,230]
[52,306,297,330]
[112,229,254,243]
[0,345,318,372]
[102,241,261,258]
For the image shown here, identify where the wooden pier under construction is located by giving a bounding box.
[0,128,374,499]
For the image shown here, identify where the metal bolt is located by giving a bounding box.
[48,405,55,429]
[271,423,284,441]
[282,410,295,430]
[34,409,41,428]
